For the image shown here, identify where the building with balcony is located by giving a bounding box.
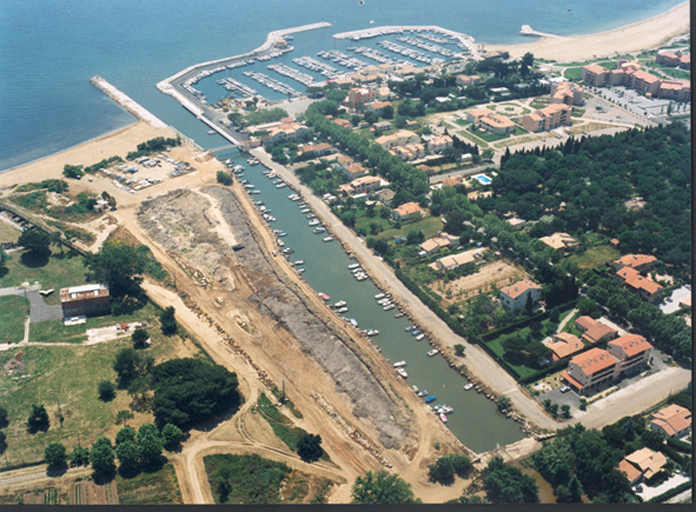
[499,279,542,313]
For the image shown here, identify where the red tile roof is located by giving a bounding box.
[570,347,616,375]
[609,334,652,358]
[613,254,657,269]
[650,404,692,437]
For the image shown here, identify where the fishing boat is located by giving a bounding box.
[439,413,448,423]
[464,383,474,391]
[366,329,379,336]
[393,361,407,367]
[318,292,330,301]
[293,260,304,266]
[334,301,347,308]
[415,334,426,341]
[396,368,408,378]
[427,349,439,357]
[374,293,385,299]
[323,236,334,242]
[425,395,437,403]
[417,390,428,397]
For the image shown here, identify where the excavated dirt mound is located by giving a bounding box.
[138,188,410,449]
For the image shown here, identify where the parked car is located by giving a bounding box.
[560,386,571,393]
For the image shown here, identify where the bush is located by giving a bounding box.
[131,328,149,349]
[27,404,50,433]
[216,171,233,186]
[0,405,8,428]
[0,431,7,455]
[159,306,177,336]
[44,442,67,468]
[297,433,323,463]
[97,380,116,402]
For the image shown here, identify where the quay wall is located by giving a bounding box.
[90,76,168,128]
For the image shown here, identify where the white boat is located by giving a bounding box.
[309,219,320,226]
[356,275,368,281]
[367,329,379,336]
[374,293,385,299]
[440,406,454,414]
[337,307,349,313]
[417,390,428,397]
[383,304,394,311]
[405,325,416,332]
[297,268,305,273]
[393,361,407,367]
[323,237,334,242]
[313,227,326,234]
[334,301,347,308]
[396,368,408,378]
[293,260,304,265]
[464,383,474,391]
[348,318,358,327]
[427,349,439,357]
[415,334,425,341]
[277,239,285,247]
[439,413,448,423]
[350,263,361,270]
[275,183,287,188]
[282,248,294,254]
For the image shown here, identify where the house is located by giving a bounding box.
[547,332,585,361]
[373,120,393,133]
[561,347,617,395]
[338,175,386,196]
[612,254,657,272]
[618,448,667,485]
[607,335,652,376]
[427,135,453,154]
[616,267,663,301]
[389,143,425,161]
[433,248,486,271]
[479,114,516,136]
[255,118,309,146]
[333,155,369,180]
[550,81,585,106]
[649,404,692,439]
[298,143,334,158]
[456,74,482,87]
[376,86,393,101]
[418,233,460,257]
[499,279,542,313]
[60,284,110,318]
[364,100,392,115]
[347,87,377,111]
[574,316,617,344]
[375,188,395,206]
[392,201,425,221]
[506,217,526,230]
[539,232,579,252]
[466,108,496,125]
[375,130,421,151]
[333,118,352,129]
[521,104,570,132]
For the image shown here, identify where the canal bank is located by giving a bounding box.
[217,147,526,454]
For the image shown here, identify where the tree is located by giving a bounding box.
[113,348,153,387]
[70,445,90,466]
[159,306,177,336]
[131,328,149,349]
[90,437,115,477]
[382,105,394,119]
[216,171,233,186]
[116,440,141,475]
[97,380,116,402]
[351,470,419,504]
[640,430,665,451]
[84,242,145,298]
[406,229,425,245]
[561,404,571,418]
[44,442,67,468]
[115,426,137,446]
[483,456,539,503]
[372,239,391,257]
[27,404,50,433]
[524,293,534,315]
[161,423,183,450]
[549,307,560,323]
[0,431,7,455]
[482,148,494,161]
[297,433,322,462]
[18,229,51,254]
[428,456,456,485]
[151,358,242,429]
[62,164,84,179]
[115,409,134,427]
[0,405,8,428]
[454,344,465,356]
[568,475,584,502]
[137,424,163,466]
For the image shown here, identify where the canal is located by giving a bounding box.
[214,147,525,454]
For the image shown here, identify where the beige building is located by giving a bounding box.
[427,135,453,154]
[649,404,692,439]
[499,279,542,313]
[375,129,420,151]
[456,74,482,87]
[348,87,377,111]
[612,254,657,272]
[548,332,585,361]
[390,143,425,161]
[618,448,667,485]
[615,267,663,301]
[433,248,486,271]
[466,107,495,125]
[392,201,425,221]
[522,104,570,133]
[561,347,617,395]
[574,316,617,344]
[607,334,652,376]
[480,114,516,136]
[539,232,579,252]
[550,81,584,106]
[60,284,110,318]
[418,233,460,257]
[338,175,387,196]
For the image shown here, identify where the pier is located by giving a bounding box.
[91,76,168,128]
[519,25,567,39]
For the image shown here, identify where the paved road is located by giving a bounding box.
[0,285,62,323]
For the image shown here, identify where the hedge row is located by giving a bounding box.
[647,480,692,503]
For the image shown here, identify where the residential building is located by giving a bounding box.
[373,120,393,133]
[376,86,393,101]
[522,104,570,132]
[499,279,542,313]
[433,248,487,271]
[649,404,692,439]
[618,448,667,485]
[656,51,682,67]
[333,155,369,181]
[392,201,425,221]
[561,347,617,395]
[607,335,652,375]
[616,266,663,301]
[658,80,691,102]
[427,135,453,154]
[539,232,579,252]
[338,175,386,196]
[506,217,526,230]
[418,233,460,257]
[375,130,421,151]
[375,188,395,206]
[574,316,617,344]
[297,142,335,158]
[550,81,585,106]
[479,113,516,136]
[580,63,610,87]
[548,332,586,361]
[390,143,425,161]
[466,108,496,125]
[255,118,309,146]
[626,69,661,96]
[364,100,393,115]
[60,284,110,318]
[456,74,482,87]
[612,254,657,272]
[333,118,352,129]
[348,87,377,111]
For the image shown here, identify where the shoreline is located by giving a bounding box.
[485,1,689,61]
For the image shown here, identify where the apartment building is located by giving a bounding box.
[499,279,542,313]
[521,103,570,133]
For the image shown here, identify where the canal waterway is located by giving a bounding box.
[215,147,524,454]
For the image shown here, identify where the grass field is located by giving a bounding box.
[568,245,621,269]
[205,453,291,504]
[377,216,443,244]
[0,251,88,305]
[116,464,183,505]
[0,295,29,343]
[0,221,21,243]
[469,127,509,143]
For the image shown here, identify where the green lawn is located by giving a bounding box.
[564,67,581,80]
[571,108,586,118]
[0,296,29,343]
[568,245,621,269]
[116,464,183,505]
[204,453,291,504]
[456,129,489,148]
[0,251,88,305]
[0,221,21,243]
[378,215,443,243]
[469,127,509,143]
[454,118,470,127]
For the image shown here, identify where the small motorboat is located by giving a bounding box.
[396,368,408,378]
[427,349,439,357]
[440,413,448,423]
[464,383,474,391]
[393,361,407,367]
[417,390,428,397]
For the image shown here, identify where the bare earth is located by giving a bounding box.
[432,260,528,304]
[488,1,689,61]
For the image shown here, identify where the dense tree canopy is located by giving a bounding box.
[296,433,323,463]
[84,242,146,298]
[483,456,538,503]
[351,470,420,504]
[151,358,242,429]
[27,404,50,433]
[44,442,67,468]
[18,229,50,254]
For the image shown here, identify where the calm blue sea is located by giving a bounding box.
[0,0,684,171]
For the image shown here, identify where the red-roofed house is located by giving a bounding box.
[618,448,668,484]
[392,202,425,221]
[548,332,585,361]
[649,404,692,439]
[561,347,617,394]
[575,316,617,344]
[499,279,542,314]
[580,63,610,87]
[550,81,584,106]
[607,334,652,375]
[616,267,663,301]
[521,104,570,133]
[612,254,657,272]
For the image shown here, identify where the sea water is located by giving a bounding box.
[0,0,684,170]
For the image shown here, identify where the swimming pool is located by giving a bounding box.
[473,174,491,185]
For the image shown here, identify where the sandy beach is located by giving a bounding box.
[487,1,690,61]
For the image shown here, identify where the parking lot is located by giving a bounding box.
[592,86,689,121]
